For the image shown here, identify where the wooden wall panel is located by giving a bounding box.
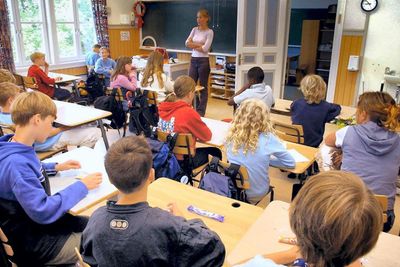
[109,27,141,59]
[334,35,363,106]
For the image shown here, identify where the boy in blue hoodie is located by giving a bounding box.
[85,44,101,73]
[94,46,116,87]
[325,91,400,232]
[0,91,102,266]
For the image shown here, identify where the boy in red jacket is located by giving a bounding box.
[158,75,222,167]
[27,52,71,100]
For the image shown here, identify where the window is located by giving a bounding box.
[7,0,97,67]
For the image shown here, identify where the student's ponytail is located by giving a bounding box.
[164,91,176,102]
[384,103,400,131]
[163,75,195,103]
[357,91,400,132]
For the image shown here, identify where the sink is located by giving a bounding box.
[384,74,400,85]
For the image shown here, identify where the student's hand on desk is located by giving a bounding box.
[167,203,183,217]
[81,172,103,190]
[56,160,81,171]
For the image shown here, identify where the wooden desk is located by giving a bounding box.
[271,98,357,120]
[141,85,204,108]
[48,72,82,95]
[281,142,318,174]
[54,100,112,149]
[227,201,400,267]
[147,178,264,255]
[201,117,231,148]
[46,147,118,215]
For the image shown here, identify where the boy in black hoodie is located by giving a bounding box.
[82,136,226,266]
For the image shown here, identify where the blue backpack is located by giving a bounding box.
[199,157,248,202]
[146,133,184,181]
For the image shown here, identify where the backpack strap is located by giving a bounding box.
[225,163,245,187]
[209,156,220,173]
[167,132,179,151]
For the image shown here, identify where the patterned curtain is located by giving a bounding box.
[0,0,15,72]
[91,0,110,48]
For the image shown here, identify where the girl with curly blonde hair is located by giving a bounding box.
[226,99,295,204]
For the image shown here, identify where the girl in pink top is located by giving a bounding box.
[110,56,137,95]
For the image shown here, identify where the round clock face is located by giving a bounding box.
[361,0,378,12]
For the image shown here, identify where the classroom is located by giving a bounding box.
[0,0,399,266]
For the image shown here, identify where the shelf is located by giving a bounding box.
[211,93,230,100]
[317,59,331,62]
[210,87,227,91]
[320,29,334,32]
[316,68,330,72]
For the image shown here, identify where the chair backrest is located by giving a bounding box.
[0,123,15,137]
[374,194,388,223]
[273,122,304,144]
[13,73,26,91]
[0,227,14,259]
[215,158,251,190]
[22,76,38,90]
[36,146,68,161]
[147,91,158,105]
[157,131,195,156]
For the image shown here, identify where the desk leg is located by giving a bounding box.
[98,119,110,150]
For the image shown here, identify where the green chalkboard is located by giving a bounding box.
[141,0,237,54]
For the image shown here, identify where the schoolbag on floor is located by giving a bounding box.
[86,72,105,101]
[199,157,248,202]
[146,132,185,182]
[94,88,126,129]
[128,90,159,137]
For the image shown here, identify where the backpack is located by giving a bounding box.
[128,90,159,137]
[199,156,248,202]
[94,88,126,129]
[146,132,186,182]
[86,71,105,101]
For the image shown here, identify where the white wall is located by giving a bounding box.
[291,0,337,9]
[107,0,134,25]
[343,0,366,31]
[359,0,400,98]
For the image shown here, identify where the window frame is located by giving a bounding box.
[8,0,95,70]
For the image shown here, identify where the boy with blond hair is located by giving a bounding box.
[291,74,341,147]
[82,136,225,266]
[27,52,71,100]
[0,91,103,266]
[0,82,101,151]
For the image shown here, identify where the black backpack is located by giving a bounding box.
[85,71,105,102]
[94,88,126,129]
[199,157,248,202]
[128,90,159,137]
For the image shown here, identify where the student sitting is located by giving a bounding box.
[140,51,174,97]
[158,75,222,168]
[226,99,295,204]
[0,91,103,266]
[27,52,71,100]
[228,66,275,110]
[86,44,101,73]
[291,74,341,148]
[0,82,101,151]
[236,171,383,267]
[325,91,400,232]
[110,56,137,110]
[82,136,225,266]
[94,47,116,87]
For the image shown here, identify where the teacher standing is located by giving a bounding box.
[185,9,214,117]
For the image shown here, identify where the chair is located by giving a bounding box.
[273,122,304,144]
[147,91,158,105]
[22,76,38,90]
[0,227,16,267]
[13,73,26,91]
[157,131,207,184]
[0,124,15,137]
[374,194,388,223]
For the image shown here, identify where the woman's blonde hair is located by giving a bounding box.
[11,91,57,126]
[141,51,165,89]
[290,171,382,267]
[111,56,132,81]
[300,74,326,104]
[357,91,400,131]
[226,99,275,154]
[164,75,195,102]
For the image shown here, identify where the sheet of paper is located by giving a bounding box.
[288,149,309,162]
